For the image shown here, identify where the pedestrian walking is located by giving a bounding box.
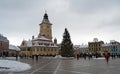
[76,54,80,60]
[35,55,39,61]
[88,53,92,60]
[83,53,87,60]
[16,54,18,60]
[104,53,110,64]
[32,55,34,60]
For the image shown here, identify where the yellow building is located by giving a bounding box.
[88,38,104,56]
[20,12,59,57]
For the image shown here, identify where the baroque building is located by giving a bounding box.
[88,38,104,56]
[74,45,89,55]
[109,40,120,56]
[20,12,59,57]
[88,38,120,57]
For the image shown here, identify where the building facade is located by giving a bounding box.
[20,12,59,57]
[8,44,20,57]
[0,34,9,56]
[88,38,104,56]
[109,40,120,56]
[102,43,110,53]
[74,45,89,55]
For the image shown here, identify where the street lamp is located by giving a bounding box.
[26,47,27,58]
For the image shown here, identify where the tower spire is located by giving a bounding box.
[43,11,48,20]
[40,11,50,23]
[38,12,52,40]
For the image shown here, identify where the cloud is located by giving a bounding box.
[0,0,120,45]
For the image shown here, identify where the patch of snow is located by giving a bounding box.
[0,57,20,60]
[33,36,50,41]
[0,60,31,72]
[54,55,63,59]
[54,55,74,60]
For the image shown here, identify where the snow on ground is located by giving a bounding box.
[54,55,63,59]
[0,60,31,72]
[40,55,74,59]
[0,57,20,60]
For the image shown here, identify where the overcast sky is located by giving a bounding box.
[0,0,120,46]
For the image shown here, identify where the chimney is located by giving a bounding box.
[32,36,34,39]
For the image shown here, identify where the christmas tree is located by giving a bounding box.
[61,28,74,57]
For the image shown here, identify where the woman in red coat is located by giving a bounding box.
[104,53,110,64]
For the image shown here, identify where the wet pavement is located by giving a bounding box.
[1,57,120,74]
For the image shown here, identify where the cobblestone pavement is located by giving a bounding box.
[1,57,120,74]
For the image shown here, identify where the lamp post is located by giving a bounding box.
[26,47,27,58]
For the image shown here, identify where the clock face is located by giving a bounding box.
[43,26,50,29]
[41,25,51,30]
[41,26,46,29]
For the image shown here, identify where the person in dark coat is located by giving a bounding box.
[35,55,39,61]
[76,54,80,60]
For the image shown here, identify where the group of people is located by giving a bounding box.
[76,53,93,60]
[76,52,111,64]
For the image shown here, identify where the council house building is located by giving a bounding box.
[20,12,59,57]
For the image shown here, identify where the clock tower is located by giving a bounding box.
[38,12,52,40]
